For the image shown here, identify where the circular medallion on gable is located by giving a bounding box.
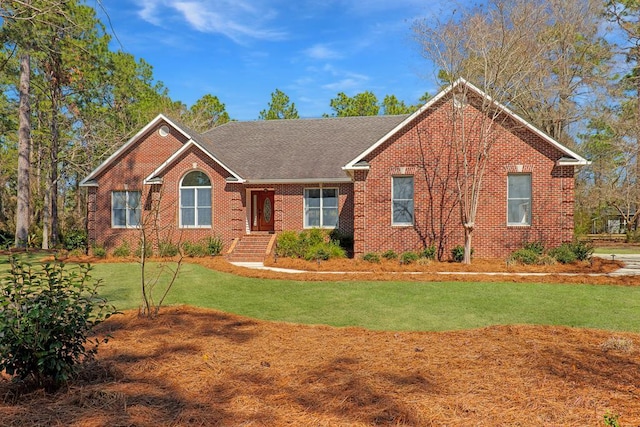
[158,125,170,137]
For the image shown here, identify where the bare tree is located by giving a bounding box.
[414,0,548,263]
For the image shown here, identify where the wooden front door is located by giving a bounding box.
[251,190,275,232]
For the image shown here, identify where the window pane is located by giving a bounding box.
[182,171,211,186]
[306,208,320,227]
[113,208,126,227]
[508,200,530,224]
[322,189,338,208]
[393,177,414,200]
[128,191,141,210]
[393,200,414,224]
[508,175,531,199]
[128,207,141,227]
[305,189,321,207]
[197,208,212,226]
[322,207,338,227]
[197,188,211,206]
[181,189,195,207]
[112,192,126,226]
[182,208,195,226]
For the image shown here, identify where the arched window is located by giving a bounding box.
[180,171,211,227]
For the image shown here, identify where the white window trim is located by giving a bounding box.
[392,176,414,226]
[111,190,141,229]
[507,173,532,227]
[304,187,339,229]
[179,171,212,229]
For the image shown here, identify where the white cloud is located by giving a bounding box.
[133,0,287,43]
[303,44,342,60]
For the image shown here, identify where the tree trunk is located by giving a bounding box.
[50,93,60,247]
[463,226,473,265]
[15,53,31,248]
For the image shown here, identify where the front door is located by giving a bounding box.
[251,190,275,232]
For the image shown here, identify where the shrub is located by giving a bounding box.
[62,229,87,251]
[182,241,208,257]
[276,230,303,258]
[549,243,577,264]
[304,241,346,261]
[0,256,117,391]
[400,251,420,264]
[537,254,557,266]
[330,230,354,253]
[509,248,540,265]
[158,241,180,257]
[381,249,398,260]
[522,241,545,255]
[134,241,154,258]
[421,245,436,260]
[362,252,381,263]
[451,245,465,262]
[205,235,224,256]
[92,245,107,258]
[112,241,131,258]
[569,241,593,261]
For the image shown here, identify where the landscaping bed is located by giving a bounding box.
[1,306,638,426]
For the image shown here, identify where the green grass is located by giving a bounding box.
[593,246,640,255]
[86,261,640,333]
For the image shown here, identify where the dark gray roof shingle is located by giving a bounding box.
[197,115,409,181]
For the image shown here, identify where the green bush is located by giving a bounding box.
[421,245,436,260]
[205,235,224,256]
[158,241,180,257]
[62,229,87,251]
[112,241,131,258]
[509,248,540,265]
[134,241,154,258]
[182,241,208,257]
[569,241,593,261]
[0,256,117,391]
[92,245,107,258]
[451,245,466,262]
[330,230,354,253]
[276,230,304,258]
[304,241,346,261]
[362,252,381,263]
[381,249,398,260]
[549,243,577,264]
[522,241,545,255]
[400,251,420,264]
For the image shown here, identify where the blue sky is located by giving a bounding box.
[93,0,453,120]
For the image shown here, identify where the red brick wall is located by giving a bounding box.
[353,99,576,259]
[87,120,355,253]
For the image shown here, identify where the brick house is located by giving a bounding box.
[80,79,588,260]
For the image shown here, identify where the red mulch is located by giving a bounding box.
[1,306,638,426]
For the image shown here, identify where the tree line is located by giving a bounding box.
[1,0,639,251]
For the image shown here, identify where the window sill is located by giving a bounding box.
[392,224,414,227]
[507,224,531,228]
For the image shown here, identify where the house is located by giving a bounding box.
[80,79,589,260]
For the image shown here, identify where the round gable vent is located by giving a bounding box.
[158,125,170,137]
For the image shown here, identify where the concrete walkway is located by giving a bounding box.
[593,253,640,276]
[232,255,640,276]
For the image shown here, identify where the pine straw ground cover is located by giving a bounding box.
[0,306,638,426]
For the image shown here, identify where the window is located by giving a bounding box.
[507,174,531,225]
[392,176,414,225]
[304,188,338,228]
[112,190,141,228]
[180,171,211,228]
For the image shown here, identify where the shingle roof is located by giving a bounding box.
[197,115,409,181]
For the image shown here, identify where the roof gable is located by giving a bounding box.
[343,78,589,170]
[80,114,242,186]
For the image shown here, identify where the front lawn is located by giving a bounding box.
[90,261,640,332]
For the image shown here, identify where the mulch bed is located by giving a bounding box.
[1,306,638,426]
